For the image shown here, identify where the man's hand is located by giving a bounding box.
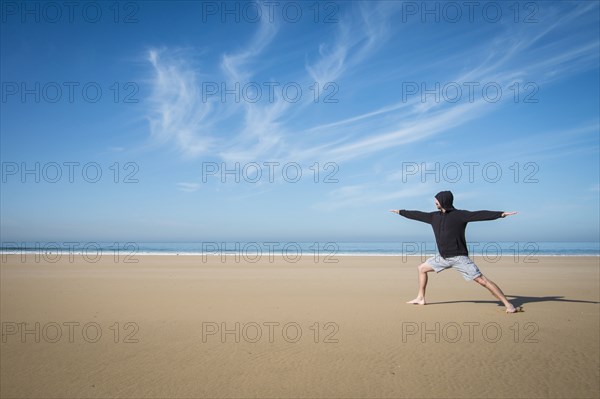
[389,210,400,215]
[501,211,518,218]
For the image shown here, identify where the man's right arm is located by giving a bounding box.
[392,210,433,224]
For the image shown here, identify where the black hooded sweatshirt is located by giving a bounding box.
[398,191,504,258]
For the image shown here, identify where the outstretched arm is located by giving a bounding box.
[464,210,518,222]
[389,209,433,224]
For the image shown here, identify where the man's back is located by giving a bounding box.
[398,207,503,258]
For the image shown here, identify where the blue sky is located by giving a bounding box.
[1,0,599,243]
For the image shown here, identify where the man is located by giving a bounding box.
[390,190,519,313]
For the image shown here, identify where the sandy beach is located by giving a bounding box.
[1,254,598,398]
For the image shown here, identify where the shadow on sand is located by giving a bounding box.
[428,295,600,308]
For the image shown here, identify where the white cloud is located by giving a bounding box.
[314,182,435,210]
[143,1,598,169]
[147,49,216,158]
[177,182,201,192]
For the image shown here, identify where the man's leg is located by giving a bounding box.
[473,275,517,313]
[407,263,434,305]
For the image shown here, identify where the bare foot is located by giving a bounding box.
[406,297,426,305]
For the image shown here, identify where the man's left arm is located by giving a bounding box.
[464,210,518,222]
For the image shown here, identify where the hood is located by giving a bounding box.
[435,190,456,211]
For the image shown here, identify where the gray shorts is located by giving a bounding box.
[425,255,482,281]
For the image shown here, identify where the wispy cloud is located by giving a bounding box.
[176,182,201,192]
[290,4,599,163]
[221,10,278,82]
[143,1,598,170]
[313,182,435,210]
[146,49,216,158]
[305,1,394,85]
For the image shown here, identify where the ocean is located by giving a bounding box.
[1,241,599,257]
